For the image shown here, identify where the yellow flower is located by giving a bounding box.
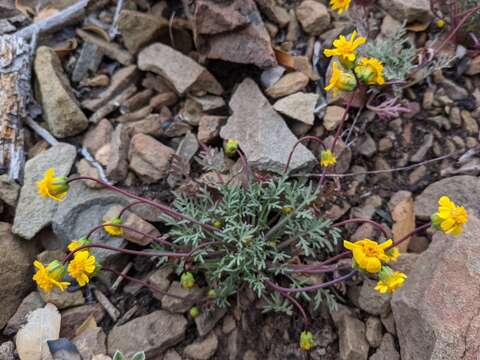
[355,57,385,86]
[343,239,393,273]
[436,19,446,29]
[36,168,69,201]
[386,247,400,262]
[299,331,315,351]
[68,251,96,287]
[375,267,407,294]
[67,237,90,252]
[432,196,468,236]
[181,272,195,289]
[320,149,337,167]
[104,218,123,237]
[324,62,357,96]
[224,139,239,157]
[324,31,366,68]
[33,260,70,292]
[330,0,351,14]
[281,206,294,215]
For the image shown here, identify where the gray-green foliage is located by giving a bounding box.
[155,178,341,311]
[113,351,145,360]
[364,24,416,81]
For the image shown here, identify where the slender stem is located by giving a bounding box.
[391,222,431,249]
[118,200,145,218]
[68,176,219,233]
[86,223,168,245]
[267,284,310,328]
[333,218,390,238]
[236,148,250,189]
[284,136,326,174]
[265,270,357,294]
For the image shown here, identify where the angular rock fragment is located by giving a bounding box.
[273,92,319,125]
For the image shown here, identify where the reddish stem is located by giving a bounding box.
[391,222,431,249]
[284,136,327,174]
[266,283,310,328]
[118,200,145,218]
[236,148,250,189]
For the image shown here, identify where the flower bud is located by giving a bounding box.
[181,272,195,289]
[224,139,239,157]
[299,331,315,351]
[189,306,201,318]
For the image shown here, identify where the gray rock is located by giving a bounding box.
[183,332,218,360]
[52,180,129,265]
[369,333,400,360]
[273,92,319,125]
[72,326,107,359]
[106,124,130,183]
[72,42,103,83]
[220,78,315,173]
[358,279,391,316]
[357,133,377,157]
[60,303,106,339]
[381,313,396,335]
[0,341,15,360]
[296,0,330,35]
[198,116,225,144]
[161,282,205,313]
[414,176,480,220]
[39,288,85,310]
[164,350,182,360]
[410,133,433,163]
[107,310,187,357]
[189,95,226,112]
[379,0,432,23]
[34,46,88,138]
[177,132,199,161]
[265,72,309,98]
[0,174,19,207]
[338,315,369,360]
[13,143,77,239]
[365,317,383,348]
[392,216,480,360]
[0,223,37,330]
[148,265,175,299]
[195,307,227,337]
[3,292,45,336]
[138,43,223,95]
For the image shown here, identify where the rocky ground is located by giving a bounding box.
[1,0,480,359]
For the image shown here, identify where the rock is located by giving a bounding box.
[0,223,37,330]
[323,136,352,174]
[381,313,396,335]
[72,326,107,359]
[138,43,222,95]
[183,332,218,360]
[15,303,61,360]
[380,14,402,37]
[273,92,319,125]
[0,174,20,207]
[255,0,290,27]
[187,0,277,68]
[117,10,166,54]
[148,265,175,299]
[13,143,76,240]
[39,288,85,311]
[72,42,103,83]
[392,216,480,360]
[83,119,113,157]
[107,310,187,357]
[295,0,330,35]
[466,55,480,76]
[414,176,480,220]
[265,72,309,98]
[189,95,226,113]
[82,65,138,112]
[125,114,168,138]
[379,0,432,23]
[3,292,45,336]
[34,46,88,138]
[357,133,377,157]
[323,106,346,131]
[369,333,400,360]
[177,132,200,162]
[106,125,130,183]
[461,110,479,136]
[77,159,103,189]
[195,307,227,337]
[222,315,236,334]
[390,192,415,252]
[128,133,175,183]
[358,279,391,316]
[197,116,225,144]
[408,165,426,185]
[434,72,469,101]
[338,315,369,360]
[220,78,315,173]
[52,181,129,266]
[0,341,15,360]
[60,303,106,339]
[410,133,433,163]
[365,317,383,348]
[161,282,205,313]
[164,350,182,360]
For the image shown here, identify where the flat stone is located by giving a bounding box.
[265,72,309,98]
[107,310,187,358]
[198,115,225,144]
[72,326,107,359]
[0,223,37,329]
[148,264,175,299]
[189,95,226,112]
[369,333,400,360]
[220,78,315,173]
[365,317,383,348]
[3,292,45,336]
[338,315,369,360]
[60,303,106,339]
[323,105,346,131]
[358,279,391,316]
[183,332,218,360]
[357,133,377,157]
[13,143,76,239]
[128,133,175,183]
[161,282,205,313]
[379,0,432,23]
[177,132,199,161]
[189,0,277,68]
[138,43,223,95]
[72,42,103,83]
[39,288,85,310]
[125,114,168,138]
[414,176,480,220]
[106,124,130,183]
[296,0,330,35]
[83,119,113,157]
[0,174,20,207]
[273,92,319,125]
[195,307,227,337]
[164,350,182,360]
[34,47,88,138]
[392,216,480,360]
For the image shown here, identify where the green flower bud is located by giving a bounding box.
[180,272,195,289]
[224,139,239,157]
[189,306,201,318]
